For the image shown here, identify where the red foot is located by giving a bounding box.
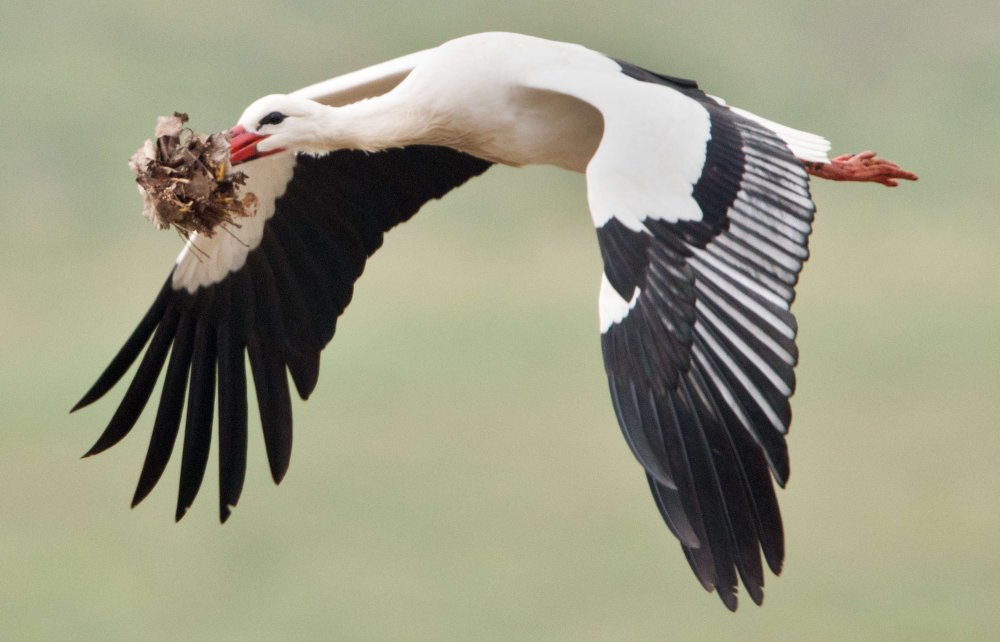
[803,151,918,187]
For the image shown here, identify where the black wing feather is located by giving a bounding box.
[216,280,249,523]
[245,249,294,482]
[73,278,174,413]
[176,314,216,521]
[132,301,197,507]
[259,229,322,398]
[247,333,293,484]
[84,301,180,457]
[602,63,815,609]
[77,146,490,521]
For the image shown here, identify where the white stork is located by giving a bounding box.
[74,32,916,610]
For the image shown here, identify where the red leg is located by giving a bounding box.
[803,151,918,187]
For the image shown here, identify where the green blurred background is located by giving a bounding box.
[2,0,997,639]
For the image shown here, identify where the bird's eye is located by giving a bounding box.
[258,111,286,128]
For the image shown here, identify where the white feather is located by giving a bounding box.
[172,153,294,293]
[528,67,711,230]
[599,273,640,333]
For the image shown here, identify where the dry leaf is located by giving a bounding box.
[130,112,256,238]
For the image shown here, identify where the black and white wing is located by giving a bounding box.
[531,60,828,609]
[75,146,490,522]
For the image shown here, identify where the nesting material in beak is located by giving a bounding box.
[129,113,257,238]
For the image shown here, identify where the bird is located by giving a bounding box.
[74,32,916,610]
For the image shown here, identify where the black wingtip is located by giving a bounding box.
[73,276,178,416]
[247,337,294,487]
[220,505,233,524]
[81,422,129,459]
[718,588,739,612]
[774,462,790,489]
[765,553,784,577]
[81,435,116,458]
[270,461,289,485]
[132,476,157,508]
[72,376,119,417]
[72,376,123,414]
[288,351,320,400]
[683,546,717,593]
[743,574,765,607]
[175,503,190,523]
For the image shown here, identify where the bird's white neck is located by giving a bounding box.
[312,93,442,154]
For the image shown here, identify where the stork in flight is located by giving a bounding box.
[75,32,916,610]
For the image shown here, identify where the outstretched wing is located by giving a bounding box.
[533,60,827,610]
[75,146,491,522]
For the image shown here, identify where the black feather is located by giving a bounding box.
[176,313,216,522]
[248,334,293,483]
[132,300,197,507]
[215,279,248,523]
[84,302,180,457]
[72,277,174,412]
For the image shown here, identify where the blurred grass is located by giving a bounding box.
[2,1,998,639]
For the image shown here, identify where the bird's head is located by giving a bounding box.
[229,94,331,165]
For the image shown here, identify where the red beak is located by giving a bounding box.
[229,125,284,165]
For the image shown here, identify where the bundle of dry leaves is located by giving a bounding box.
[129,113,256,238]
